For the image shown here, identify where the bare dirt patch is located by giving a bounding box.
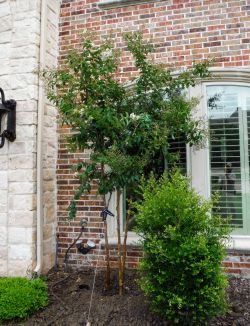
[4,269,250,326]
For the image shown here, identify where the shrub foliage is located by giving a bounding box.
[135,171,230,325]
[0,277,48,321]
[43,31,211,293]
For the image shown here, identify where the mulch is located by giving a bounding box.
[3,268,250,326]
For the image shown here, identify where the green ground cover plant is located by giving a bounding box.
[135,171,230,325]
[0,277,48,321]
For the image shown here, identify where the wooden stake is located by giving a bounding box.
[116,189,123,295]
[121,211,129,289]
[104,218,111,290]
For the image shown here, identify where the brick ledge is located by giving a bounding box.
[99,0,170,9]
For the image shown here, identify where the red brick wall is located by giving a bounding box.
[223,251,250,278]
[57,0,250,271]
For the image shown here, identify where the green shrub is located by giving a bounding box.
[0,277,48,321]
[135,171,230,325]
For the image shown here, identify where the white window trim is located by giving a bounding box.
[190,68,250,250]
[101,68,250,250]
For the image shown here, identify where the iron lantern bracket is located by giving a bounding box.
[0,88,16,148]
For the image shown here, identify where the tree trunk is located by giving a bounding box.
[101,163,111,291]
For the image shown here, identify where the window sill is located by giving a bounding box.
[100,235,250,251]
[228,235,250,251]
[100,234,141,246]
[99,0,170,9]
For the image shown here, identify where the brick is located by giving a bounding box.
[57,0,250,272]
[203,41,221,47]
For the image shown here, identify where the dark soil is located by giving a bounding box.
[4,269,250,326]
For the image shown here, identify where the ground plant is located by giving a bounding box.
[0,277,48,321]
[135,171,230,325]
[44,31,211,294]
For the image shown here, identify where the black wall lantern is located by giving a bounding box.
[0,88,16,148]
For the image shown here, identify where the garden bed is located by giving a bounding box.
[4,269,250,326]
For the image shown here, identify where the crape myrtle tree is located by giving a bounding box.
[43,31,211,295]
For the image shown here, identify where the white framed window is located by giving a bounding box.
[207,84,250,234]
[189,69,250,249]
[103,69,250,250]
[122,137,188,233]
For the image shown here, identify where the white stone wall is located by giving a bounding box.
[42,0,61,273]
[0,0,60,276]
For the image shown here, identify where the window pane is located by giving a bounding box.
[207,85,250,230]
[124,139,187,232]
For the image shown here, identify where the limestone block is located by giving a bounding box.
[44,169,56,181]
[0,261,7,277]
[0,75,12,90]
[0,58,11,75]
[9,182,36,194]
[0,16,12,32]
[28,0,40,12]
[42,157,56,169]
[44,115,56,128]
[44,192,56,203]
[0,45,11,59]
[43,223,54,241]
[10,57,38,74]
[44,144,57,158]
[0,31,11,45]
[17,112,37,125]
[0,143,8,154]
[11,29,40,47]
[13,16,39,30]
[42,252,56,273]
[11,44,39,60]
[9,154,36,169]
[9,73,38,91]
[0,2,10,18]
[43,238,55,256]
[7,260,33,277]
[9,85,38,101]
[44,204,56,223]
[8,169,36,182]
[8,210,35,227]
[0,243,8,264]
[0,213,7,226]
[15,100,38,113]
[11,0,40,13]
[16,125,36,141]
[0,156,8,170]
[0,190,7,205]
[0,245,7,261]
[8,227,33,244]
[44,108,58,119]
[8,142,26,155]
[9,194,36,211]
[0,204,7,213]
[25,141,37,154]
[0,171,7,189]
[43,180,56,192]
[9,243,32,260]
[0,226,7,243]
